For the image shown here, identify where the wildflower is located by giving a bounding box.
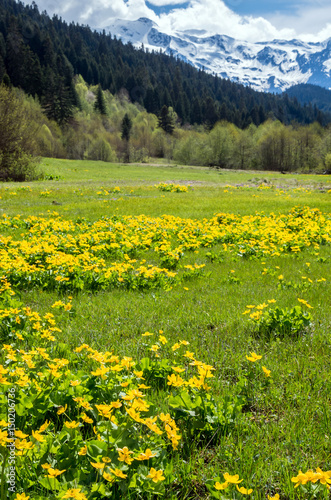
[172,343,181,351]
[236,485,253,494]
[291,470,310,487]
[39,420,50,432]
[64,421,80,429]
[46,468,66,478]
[78,445,87,455]
[14,494,30,500]
[117,446,134,465]
[136,449,157,461]
[172,366,185,373]
[32,431,45,442]
[183,350,195,360]
[262,366,271,377]
[62,488,88,499]
[81,413,93,424]
[147,468,166,483]
[70,380,81,386]
[223,473,243,484]
[15,430,28,439]
[214,481,229,490]
[107,468,127,479]
[297,298,313,308]
[57,404,67,415]
[90,462,105,469]
[268,494,280,500]
[315,467,331,485]
[246,352,262,362]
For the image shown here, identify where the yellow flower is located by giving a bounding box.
[142,332,153,337]
[107,468,127,479]
[70,380,81,386]
[103,472,115,483]
[135,448,157,461]
[90,462,105,469]
[183,351,195,360]
[291,470,310,487]
[236,485,253,495]
[246,352,262,362]
[81,413,93,424]
[214,481,229,490]
[268,494,280,500]
[223,473,243,484]
[297,298,313,308]
[32,431,45,443]
[315,467,331,485]
[147,468,165,483]
[62,488,88,499]
[78,445,87,456]
[57,404,67,415]
[118,446,134,465]
[15,430,28,439]
[14,494,30,500]
[64,421,80,429]
[262,366,271,377]
[39,420,50,433]
[46,468,66,478]
[172,366,185,373]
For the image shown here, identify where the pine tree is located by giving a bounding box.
[94,84,107,115]
[158,105,175,134]
[121,113,132,141]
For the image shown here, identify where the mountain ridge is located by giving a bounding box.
[103,17,331,93]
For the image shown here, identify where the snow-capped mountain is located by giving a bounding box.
[102,18,331,93]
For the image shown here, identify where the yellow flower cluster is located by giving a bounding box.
[291,468,331,488]
[155,183,189,192]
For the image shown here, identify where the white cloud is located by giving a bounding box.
[34,0,157,26]
[157,0,296,42]
[30,0,331,42]
[267,3,331,42]
[146,0,188,5]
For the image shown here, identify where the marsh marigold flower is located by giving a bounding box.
[236,485,253,494]
[147,468,165,483]
[246,352,262,362]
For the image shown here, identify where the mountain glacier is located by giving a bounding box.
[102,18,331,93]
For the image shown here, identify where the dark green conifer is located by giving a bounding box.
[94,84,107,115]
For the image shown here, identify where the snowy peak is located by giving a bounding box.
[102,18,331,93]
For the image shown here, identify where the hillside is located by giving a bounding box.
[285,84,331,114]
[0,0,330,127]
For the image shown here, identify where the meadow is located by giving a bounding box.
[0,158,331,500]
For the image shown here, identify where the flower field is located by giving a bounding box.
[0,159,331,499]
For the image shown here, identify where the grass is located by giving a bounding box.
[0,158,331,499]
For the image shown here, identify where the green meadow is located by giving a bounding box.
[0,159,331,500]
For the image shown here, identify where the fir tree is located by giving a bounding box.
[121,113,132,141]
[158,105,175,134]
[94,84,107,115]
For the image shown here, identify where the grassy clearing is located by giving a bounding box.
[0,159,331,500]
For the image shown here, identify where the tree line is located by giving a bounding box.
[1,79,331,182]
[0,0,330,130]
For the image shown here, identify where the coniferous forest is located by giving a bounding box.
[1,0,331,180]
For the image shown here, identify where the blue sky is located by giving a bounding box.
[147,0,299,16]
[28,0,331,42]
